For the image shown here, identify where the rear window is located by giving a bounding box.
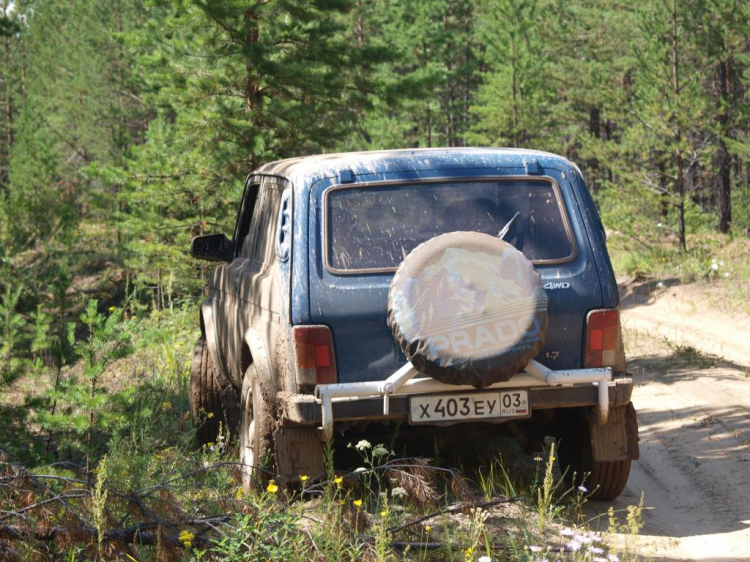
[325,179,575,272]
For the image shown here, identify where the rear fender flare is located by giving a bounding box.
[244,327,277,396]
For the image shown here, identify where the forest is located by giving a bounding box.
[0,0,749,560]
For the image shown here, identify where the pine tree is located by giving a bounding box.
[699,0,750,233]
[38,300,132,472]
[469,0,558,149]
[624,0,709,252]
[112,0,392,297]
[540,0,640,192]
[0,283,27,386]
[0,0,21,185]
[2,0,148,249]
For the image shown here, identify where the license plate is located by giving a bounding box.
[408,390,529,423]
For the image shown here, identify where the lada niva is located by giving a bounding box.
[189,148,639,499]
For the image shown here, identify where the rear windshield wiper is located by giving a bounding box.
[497,212,520,240]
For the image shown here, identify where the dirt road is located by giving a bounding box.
[588,280,750,561]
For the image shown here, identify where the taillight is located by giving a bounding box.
[292,325,337,385]
[585,309,621,368]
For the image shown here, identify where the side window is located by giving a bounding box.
[252,186,282,264]
[275,188,292,262]
[234,182,260,257]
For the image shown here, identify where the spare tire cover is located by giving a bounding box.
[388,232,548,388]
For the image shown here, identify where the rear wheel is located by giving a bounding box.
[239,364,275,493]
[189,337,240,446]
[557,410,632,501]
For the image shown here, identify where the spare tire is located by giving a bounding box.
[388,232,548,388]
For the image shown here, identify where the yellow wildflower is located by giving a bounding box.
[179,530,194,548]
[425,525,431,533]
[206,412,215,419]
[267,480,279,494]
[353,499,363,508]
[550,456,556,462]
[162,401,172,410]
[235,488,245,499]
[108,306,116,312]
[299,475,309,482]
[333,476,343,486]
[380,510,387,517]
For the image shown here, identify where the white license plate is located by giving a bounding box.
[409,390,529,423]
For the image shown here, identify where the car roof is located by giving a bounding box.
[255,147,575,186]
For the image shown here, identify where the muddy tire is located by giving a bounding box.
[189,337,240,446]
[239,364,275,493]
[388,232,548,388]
[558,411,632,501]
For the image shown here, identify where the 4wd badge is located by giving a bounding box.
[544,282,571,290]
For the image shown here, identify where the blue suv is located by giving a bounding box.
[190,148,639,499]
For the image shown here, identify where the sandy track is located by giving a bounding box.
[587,281,750,561]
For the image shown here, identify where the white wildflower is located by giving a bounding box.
[372,445,389,457]
[478,556,492,562]
[391,486,407,498]
[355,439,371,451]
[567,539,582,551]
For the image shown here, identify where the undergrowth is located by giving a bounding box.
[0,304,644,561]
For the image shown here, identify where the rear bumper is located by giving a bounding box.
[280,361,633,440]
[283,379,633,424]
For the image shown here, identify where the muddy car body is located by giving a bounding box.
[190,148,638,499]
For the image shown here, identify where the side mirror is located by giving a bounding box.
[190,233,234,262]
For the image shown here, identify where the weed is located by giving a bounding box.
[91,456,108,559]
[476,455,518,502]
[536,442,557,532]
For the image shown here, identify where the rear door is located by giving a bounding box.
[308,168,602,384]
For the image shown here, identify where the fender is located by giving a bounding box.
[244,327,277,395]
[200,298,232,385]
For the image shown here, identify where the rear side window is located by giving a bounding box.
[325,179,575,272]
[251,186,282,265]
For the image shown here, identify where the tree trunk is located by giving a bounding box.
[588,107,601,194]
[676,152,686,253]
[658,159,669,218]
[715,59,732,233]
[671,0,686,252]
[244,8,261,169]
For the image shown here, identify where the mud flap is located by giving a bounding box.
[588,402,640,462]
[275,427,325,484]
